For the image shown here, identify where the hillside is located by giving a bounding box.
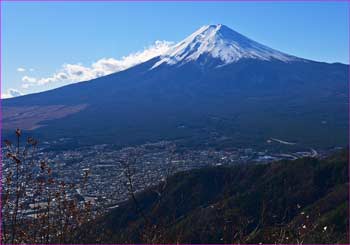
[81,150,349,244]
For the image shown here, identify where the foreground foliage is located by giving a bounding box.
[1,130,96,244]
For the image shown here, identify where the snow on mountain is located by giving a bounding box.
[152,24,300,68]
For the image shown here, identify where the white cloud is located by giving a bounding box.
[22,75,37,83]
[21,83,30,89]
[17,67,26,72]
[2,88,23,99]
[22,40,174,88]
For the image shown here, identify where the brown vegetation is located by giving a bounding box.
[2,104,88,130]
[1,129,95,244]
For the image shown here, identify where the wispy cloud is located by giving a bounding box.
[21,40,173,88]
[17,67,26,72]
[22,75,37,83]
[2,88,23,99]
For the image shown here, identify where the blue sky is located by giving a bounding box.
[2,1,349,98]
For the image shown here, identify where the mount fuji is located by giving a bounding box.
[153,24,299,68]
[3,24,348,149]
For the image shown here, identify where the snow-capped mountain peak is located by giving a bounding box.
[152,24,299,68]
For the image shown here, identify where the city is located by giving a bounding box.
[2,137,341,218]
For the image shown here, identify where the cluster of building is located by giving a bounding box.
[1,138,339,216]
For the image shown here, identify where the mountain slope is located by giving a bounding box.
[80,150,349,244]
[3,25,348,149]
